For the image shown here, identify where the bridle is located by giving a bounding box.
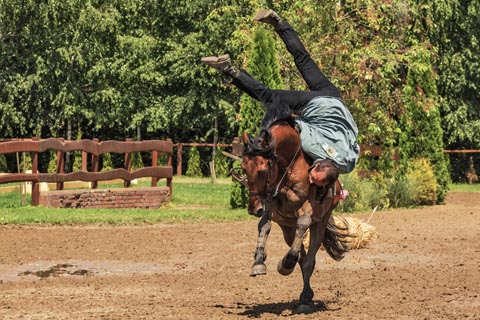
[245,157,276,199]
[246,143,301,201]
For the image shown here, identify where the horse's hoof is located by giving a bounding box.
[294,303,315,314]
[250,263,267,277]
[277,259,295,276]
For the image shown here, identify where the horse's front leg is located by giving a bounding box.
[277,203,312,276]
[250,210,271,276]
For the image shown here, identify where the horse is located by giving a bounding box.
[238,119,350,314]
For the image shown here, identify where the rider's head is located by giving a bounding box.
[309,159,339,187]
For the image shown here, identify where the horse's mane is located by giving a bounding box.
[243,134,275,157]
[243,118,296,158]
[261,97,295,132]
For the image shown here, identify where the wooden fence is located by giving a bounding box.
[1,136,478,204]
[0,138,173,206]
[175,139,480,176]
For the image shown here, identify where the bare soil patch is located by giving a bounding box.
[1,192,479,319]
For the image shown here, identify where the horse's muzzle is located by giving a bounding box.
[249,207,264,218]
[247,192,265,217]
[248,199,264,217]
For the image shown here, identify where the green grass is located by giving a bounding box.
[448,183,480,192]
[0,177,253,225]
[1,178,479,225]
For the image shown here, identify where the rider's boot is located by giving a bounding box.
[254,9,283,27]
[201,54,240,78]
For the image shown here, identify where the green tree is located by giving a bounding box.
[0,0,248,144]
[230,26,282,208]
[268,1,450,202]
[238,28,282,135]
[0,0,122,139]
[394,2,450,202]
[397,46,450,202]
[143,1,248,144]
[0,0,472,201]
[430,0,480,181]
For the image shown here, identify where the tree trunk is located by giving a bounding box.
[210,116,218,183]
[137,123,142,141]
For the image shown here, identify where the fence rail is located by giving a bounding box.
[174,142,232,176]
[443,149,480,153]
[0,138,173,206]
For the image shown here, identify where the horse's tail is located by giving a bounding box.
[323,215,351,261]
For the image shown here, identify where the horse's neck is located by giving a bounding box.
[270,125,310,195]
[271,125,303,169]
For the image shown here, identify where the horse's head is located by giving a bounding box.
[241,130,278,217]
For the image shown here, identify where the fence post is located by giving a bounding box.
[31,137,39,206]
[56,138,65,191]
[177,143,183,176]
[124,138,132,187]
[91,138,99,189]
[167,138,173,195]
[151,150,158,187]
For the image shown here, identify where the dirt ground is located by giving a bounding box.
[0,192,479,320]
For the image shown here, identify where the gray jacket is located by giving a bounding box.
[294,96,359,173]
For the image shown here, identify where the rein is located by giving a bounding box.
[270,143,301,198]
[245,143,300,199]
[240,124,302,203]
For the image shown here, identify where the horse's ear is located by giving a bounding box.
[242,131,249,145]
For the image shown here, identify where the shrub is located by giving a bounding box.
[186,147,202,177]
[336,172,363,213]
[230,162,248,208]
[336,171,389,213]
[72,151,82,171]
[407,158,438,205]
[47,151,57,173]
[0,155,7,172]
[360,179,389,210]
[101,153,114,171]
[17,152,32,171]
[130,152,143,170]
[386,177,416,208]
[214,148,230,178]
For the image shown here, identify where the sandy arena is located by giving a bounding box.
[0,192,479,319]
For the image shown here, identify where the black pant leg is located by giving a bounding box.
[231,70,274,103]
[232,70,320,113]
[275,21,341,98]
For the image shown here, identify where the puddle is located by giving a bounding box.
[19,263,92,279]
[0,260,175,283]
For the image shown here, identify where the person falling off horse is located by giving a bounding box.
[202,9,360,186]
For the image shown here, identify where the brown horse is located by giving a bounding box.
[239,119,350,314]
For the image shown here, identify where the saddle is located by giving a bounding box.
[314,182,338,203]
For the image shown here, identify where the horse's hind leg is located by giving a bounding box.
[251,210,271,276]
[295,221,326,314]
[277,213,311,276]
